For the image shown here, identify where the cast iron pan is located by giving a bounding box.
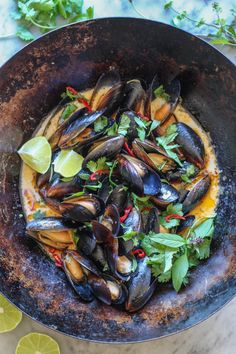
[0,18,235,343]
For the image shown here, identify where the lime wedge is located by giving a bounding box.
[18,136,52,174]
[53,150,84,178]
[0,295,22,333]
[15,333,60,354]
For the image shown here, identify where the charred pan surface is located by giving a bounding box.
[0,18,235,342]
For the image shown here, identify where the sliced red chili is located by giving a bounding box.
[89,169,110,181]
[137,111,150,121]
[48,249,63,268]
[132,248,146,258]
[165,214,186,222]
[66,86,92,112]
[120,205,133,223]
[123,142,135,157]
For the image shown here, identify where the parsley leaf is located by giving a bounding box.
[154,85,170,101]
[118,114,131,136]
[181,164,196,183]
[94,116,108,133]
[86,157,107,173]
[16,25,35,41]
[172,252,189,292]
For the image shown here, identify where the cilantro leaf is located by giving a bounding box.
[131,193,151,210]
[195,238,211,259]
[172,252,189,292]
[156,124,183,166]
[60,103,77,121]
[160,203,183,229]
[158,270,172,283]
[181,164,196,183]
[106,122,118,136]
[16,25,35,41]
[154,85,170,101]
[147,120,160,136]
[86,157,107,172]
[164,1,173,10]
[118,114,131,136]
[94,116,108,133]
[121,230,137,241]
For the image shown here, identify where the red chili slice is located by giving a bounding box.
[132,248,146,258]
[89,169,110,181]
[66,86,92,111]
[123,142,135,157]
[165,214,186,222]
[120,205,133,223]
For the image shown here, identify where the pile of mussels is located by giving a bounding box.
[25,71,211,312]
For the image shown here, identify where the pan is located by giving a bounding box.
[0,18,235,343]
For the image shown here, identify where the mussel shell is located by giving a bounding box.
[47,175,81,199]
[106,184,127,213]
[182,174,210,214]
[103,274,128,305]
[175,122,205,169]
[177,215,195,233]
[82,135,125,168]
[120,111,139,143]
[126,258,157,312]
[152,183,179,207]
[90,70,124,116]
[119,207,142,255]
[39,187,61,213]
[58,109,105,149]
[155,114,178,136]
[26,217,76,231]
[90,244,107,269]
[122,79,145,112]
[117,154,161,196]
[97,176,111,203]
[59,195,105,222]
[101,204,120,237]
[87,273,112,305]
[26,230,74,250]
[166,161,199,182]
[144,207,160,234]
[77,228,96,256]
[67,250,101,276]
[62,251,94,302]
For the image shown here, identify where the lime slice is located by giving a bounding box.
[53,150,84,178]
[18,136,52,174]
[15,333,60,354]
[0,295,22,333]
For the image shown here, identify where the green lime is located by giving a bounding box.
[0,295,22,333]
[18,136,52,174]
[53,149,84,178]
[15,333,60,354]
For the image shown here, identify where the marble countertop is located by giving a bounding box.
[0,1,235,353]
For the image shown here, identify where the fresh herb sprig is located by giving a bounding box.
[156,124,183,166]
[4,0,94,41]
[129,0,236,46]
[141,216,215,291]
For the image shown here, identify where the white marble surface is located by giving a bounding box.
[0,1,236,353]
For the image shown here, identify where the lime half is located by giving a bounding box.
[53,149,84,178]
[18,136,52,174]
[0,295,22,333]
[15,333,60,354]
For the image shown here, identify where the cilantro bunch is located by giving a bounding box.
[11,0,94,41]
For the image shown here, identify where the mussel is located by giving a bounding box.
[47,174,81,199]
[58,109,106,149]
[26,217,76,250]
[132,138,176,173]
[77,227,97,256]
[175,122,205,169]
[122,79,145,112]
[90,70,124,116]
[59,194,105,222]
[119,207,142,255]
[106,184,128,214]
[117,154,161,195]
[177,215,195,233]
[151,183,179,207]
[166,161,199,182]
[182,174,211,214]
[144,207,160,234]
[126,258,157,312]
[82,135,125,168]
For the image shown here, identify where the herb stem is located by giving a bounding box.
[30,19,56,30]
[128,0,148,19]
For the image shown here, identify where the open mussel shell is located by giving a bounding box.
[103,275,127,305]
[122,79,145,113]
[90,244,107,269]
[177,215,195,233]
[90,70,124,116]
[62,251,95,302]
[101,204,120,237]
[39,187,61,213]
[151,183,179,207]
[119,111,140,143]
[82,135,125,168]
[59,194,105,222]
[58,109,105,149]
[92,221,132,281]
[106,184,127,214]
[117,154,161,195]
[47,175,81,199]
[126,258,157,312]
[175,122,205,169]
[156,114,177,136]
[132,139,176,173]
[144,207,160,234]
[26,217,76,250]
[182,174,211,214]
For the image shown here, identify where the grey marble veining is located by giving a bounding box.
[0,1,235,354]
